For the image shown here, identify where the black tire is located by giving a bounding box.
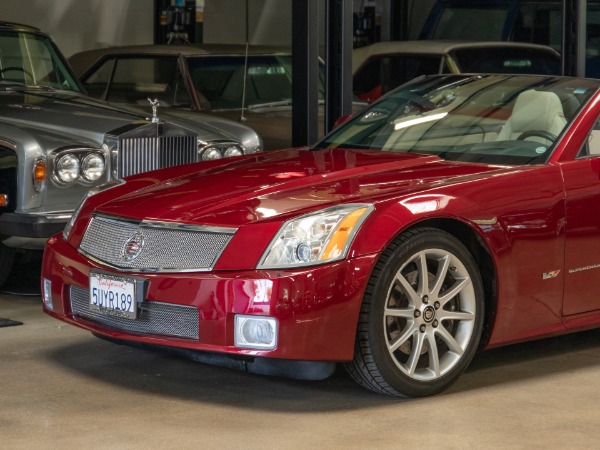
[345,227,484,397]
[0,242,16,287]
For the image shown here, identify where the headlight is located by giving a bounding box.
[224,145,244,157]
[258,204,374,269]
[56,154,80,183]
[81,153,105,181]
[201,147,223,161]
[199,141,245,161]
[63,179,125,240]
[52,148,106,185]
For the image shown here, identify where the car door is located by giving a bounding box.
[562,118,600,315]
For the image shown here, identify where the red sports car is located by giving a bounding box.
[41,74,600,397]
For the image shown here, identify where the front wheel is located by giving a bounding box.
[345,227,484,397]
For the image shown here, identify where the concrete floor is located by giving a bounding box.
[2,263,600,449]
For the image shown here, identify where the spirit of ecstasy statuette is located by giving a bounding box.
[147,97,160,123]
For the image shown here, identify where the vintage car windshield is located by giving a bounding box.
[185,55,325,109]
[0,30,81,92]
[315,75,600,165]
[452,47,561,75]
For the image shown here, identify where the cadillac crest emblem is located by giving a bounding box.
[121,232,145,262]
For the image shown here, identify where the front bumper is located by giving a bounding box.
[42,233,378,371]
[0,212,70,248]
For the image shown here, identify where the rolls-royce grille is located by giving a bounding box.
[118,135,198,178]
[70,285,199,339]
[79,215,235,271]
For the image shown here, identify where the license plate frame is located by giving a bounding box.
[89,270,147,319]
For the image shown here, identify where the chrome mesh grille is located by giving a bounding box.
[79,215,234,271]
[118,135,197,178]
[70,285,199,339]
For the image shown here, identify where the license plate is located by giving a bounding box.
[89,271,146,319]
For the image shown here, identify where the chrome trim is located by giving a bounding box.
[0,139,17,151]
[141,219,238,235]
[22,211,73,219]
[117,134,198,178]
[94,213,238,235]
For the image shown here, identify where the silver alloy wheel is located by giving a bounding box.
[384,248,476,381]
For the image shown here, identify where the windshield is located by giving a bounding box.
[186,55,324,109]
[452,47,560,75]
[316,75,600,165]
[353,55,444,101]
[0,30,81,91]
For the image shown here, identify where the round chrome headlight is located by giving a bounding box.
[81,153,105,181]
[224,146,244,157]
[55,154,80,183]
[201,147,223,161]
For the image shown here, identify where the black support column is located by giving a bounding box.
[325,0,353,133]
[292,0,320,147]
[563,0,587,76]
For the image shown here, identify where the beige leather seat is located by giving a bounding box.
[496,90,567,145]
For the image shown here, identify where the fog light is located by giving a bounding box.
[42,278,53,310]
[234,315,278,349]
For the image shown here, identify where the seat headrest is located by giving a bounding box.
[510,90,565,132]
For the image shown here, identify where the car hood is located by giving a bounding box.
[0,88,232,146]
[0,88,147,142]
[95,148,511,228]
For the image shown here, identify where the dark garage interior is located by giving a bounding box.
[2,0,600,448]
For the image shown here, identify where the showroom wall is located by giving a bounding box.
[0,0,432,58]
[0,0,153,57]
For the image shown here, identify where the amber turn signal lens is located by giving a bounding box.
[34,160,47,183]
[0,193,7,207]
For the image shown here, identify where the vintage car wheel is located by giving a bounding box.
[346,227,484,397]
[0,242,15,287]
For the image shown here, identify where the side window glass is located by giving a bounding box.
[107,57,178,106]
[82,58,114,99]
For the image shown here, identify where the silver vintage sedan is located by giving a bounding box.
[0,22,262,286]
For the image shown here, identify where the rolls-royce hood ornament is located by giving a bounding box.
[148,97,160,123]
